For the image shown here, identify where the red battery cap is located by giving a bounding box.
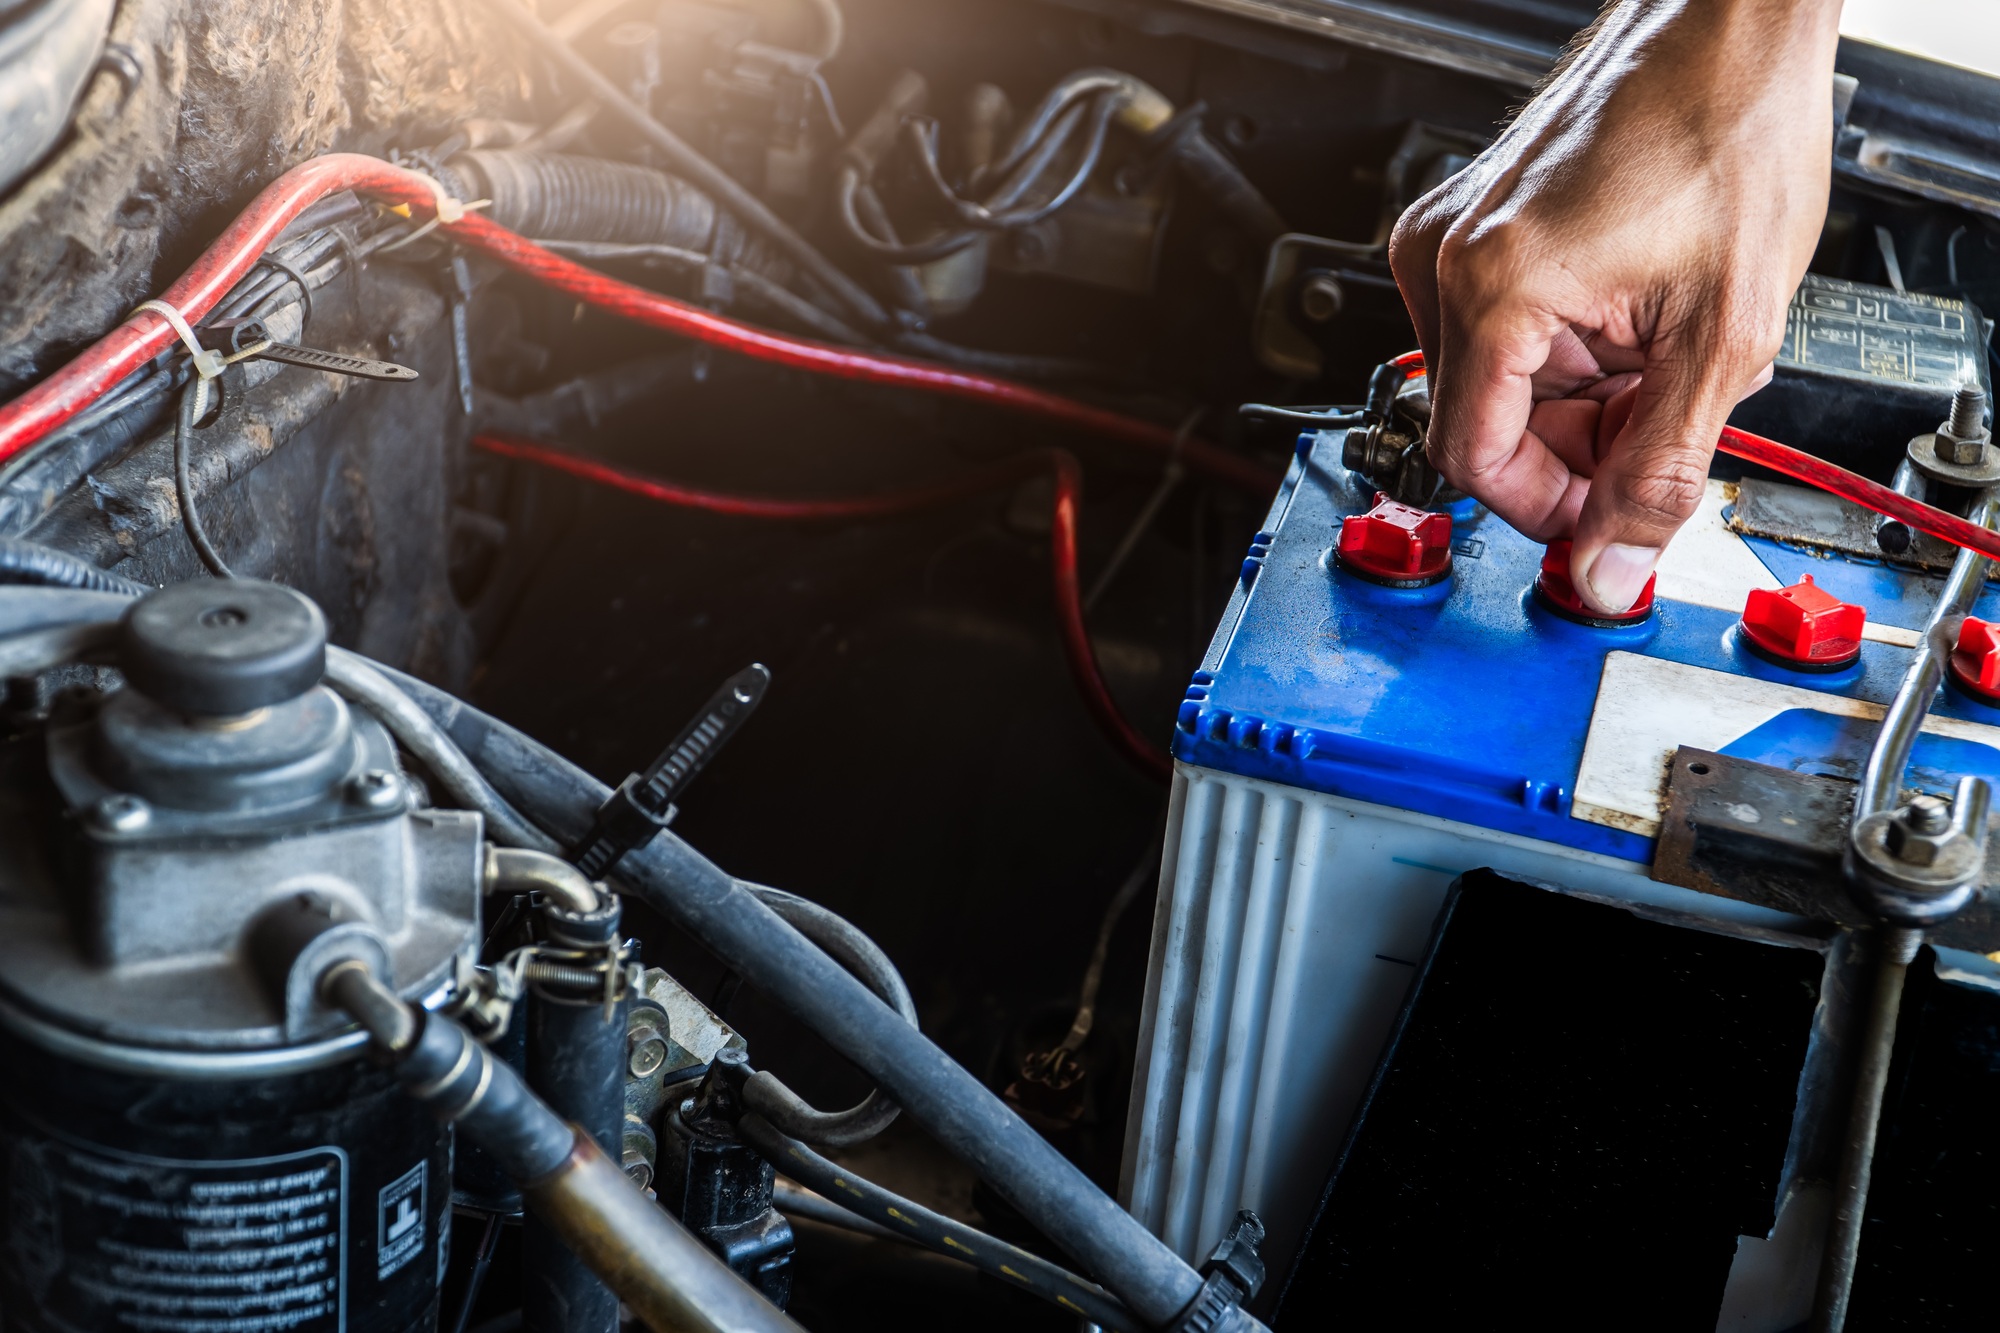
[1535,540,1654,625]
[1738,575,1864,670]
[1951,617,2000,703]
[1336,497,1451,586]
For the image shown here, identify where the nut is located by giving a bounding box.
[1936,430,1990,466]
[1884,794,1953,865]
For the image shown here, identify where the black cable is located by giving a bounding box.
[737,1111,1137,1331]
[905,94,1119,232]
[174,380,237,579]
[1238,404,1364,430]
[975,70,1131,190]
[0,538,150,594]
[834,167,982,265]
[254,252,317,333]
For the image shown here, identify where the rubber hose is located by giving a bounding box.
[738,1112,1137,1331]
[0,539,150,595]
[368,665,1211,1327]
[738,881,914,1146]
[446,152,775,269]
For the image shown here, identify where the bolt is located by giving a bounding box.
[348,769,404,810]
[1937,384,1991,464]
[1905,793,1952,833]
[1949,384,1987,441]
[627,1030,669,1079]
[91,793,151,833]
[1298,272,1344,324]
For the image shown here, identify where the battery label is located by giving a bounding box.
[1782,273,1982,388]
[8,1140,347,1332]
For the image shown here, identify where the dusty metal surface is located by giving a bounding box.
[1652,744,2000,953]
[0,0,527,392]
[28,264,476,683]
[1728,478,1961,573]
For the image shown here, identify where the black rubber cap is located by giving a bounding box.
[118,580,327,714]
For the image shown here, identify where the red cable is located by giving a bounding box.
[475,435,1174,783]
[0,155,426,463]
[1718,426,2000,564]
[1389,350,2000,565]
[0,154,1277,498]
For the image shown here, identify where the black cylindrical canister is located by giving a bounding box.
[0,1028,451,1333]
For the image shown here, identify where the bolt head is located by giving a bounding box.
[1298,273,1344,324]
[349,769,404,810]
[627,1031,669,1079]
[90,793,151,833]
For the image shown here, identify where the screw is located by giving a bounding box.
[627,1030,669,1079]
[91,793,151,833]
[348,769,404,810]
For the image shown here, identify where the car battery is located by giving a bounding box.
[1118,413,2000,1288]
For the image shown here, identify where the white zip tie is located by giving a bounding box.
[374,196,491,255]
[133,299,225,380]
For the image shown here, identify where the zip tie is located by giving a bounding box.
[133,299,225,380]
[373,197,491,255]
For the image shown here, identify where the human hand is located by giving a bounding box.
[1389,0,1843,614]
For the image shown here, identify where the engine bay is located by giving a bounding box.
[1,0,1999,1329]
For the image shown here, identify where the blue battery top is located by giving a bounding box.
[1172,432,2000,863]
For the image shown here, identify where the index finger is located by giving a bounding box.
[1427,298,1587,542]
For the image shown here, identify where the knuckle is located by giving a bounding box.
[1616,455,1707,527]
[1434,217,1527,301]
[1708,288,1790,366]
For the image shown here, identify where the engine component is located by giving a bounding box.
[443,150,783,278]
[324,963,803,1333]
[375,666,1271,1333]
[0,579,480,1332]
[657,1052,796,1305]
[523,886,629,1333]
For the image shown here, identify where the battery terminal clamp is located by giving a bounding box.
[1335,496,1451,587]
[1534,539,1654,627]
[1738,575,1865,672]
[570,663,771,879]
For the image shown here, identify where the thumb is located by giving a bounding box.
[1569,340,1745,615]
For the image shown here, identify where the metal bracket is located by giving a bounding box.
[1652,745,2000,953]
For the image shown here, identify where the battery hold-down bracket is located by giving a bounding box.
[1652,745,2000,953]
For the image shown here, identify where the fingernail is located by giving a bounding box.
[1584,543,1659,614]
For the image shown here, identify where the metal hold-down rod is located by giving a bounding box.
[1854,491,2000,821]
[1812,489,2000,1333]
